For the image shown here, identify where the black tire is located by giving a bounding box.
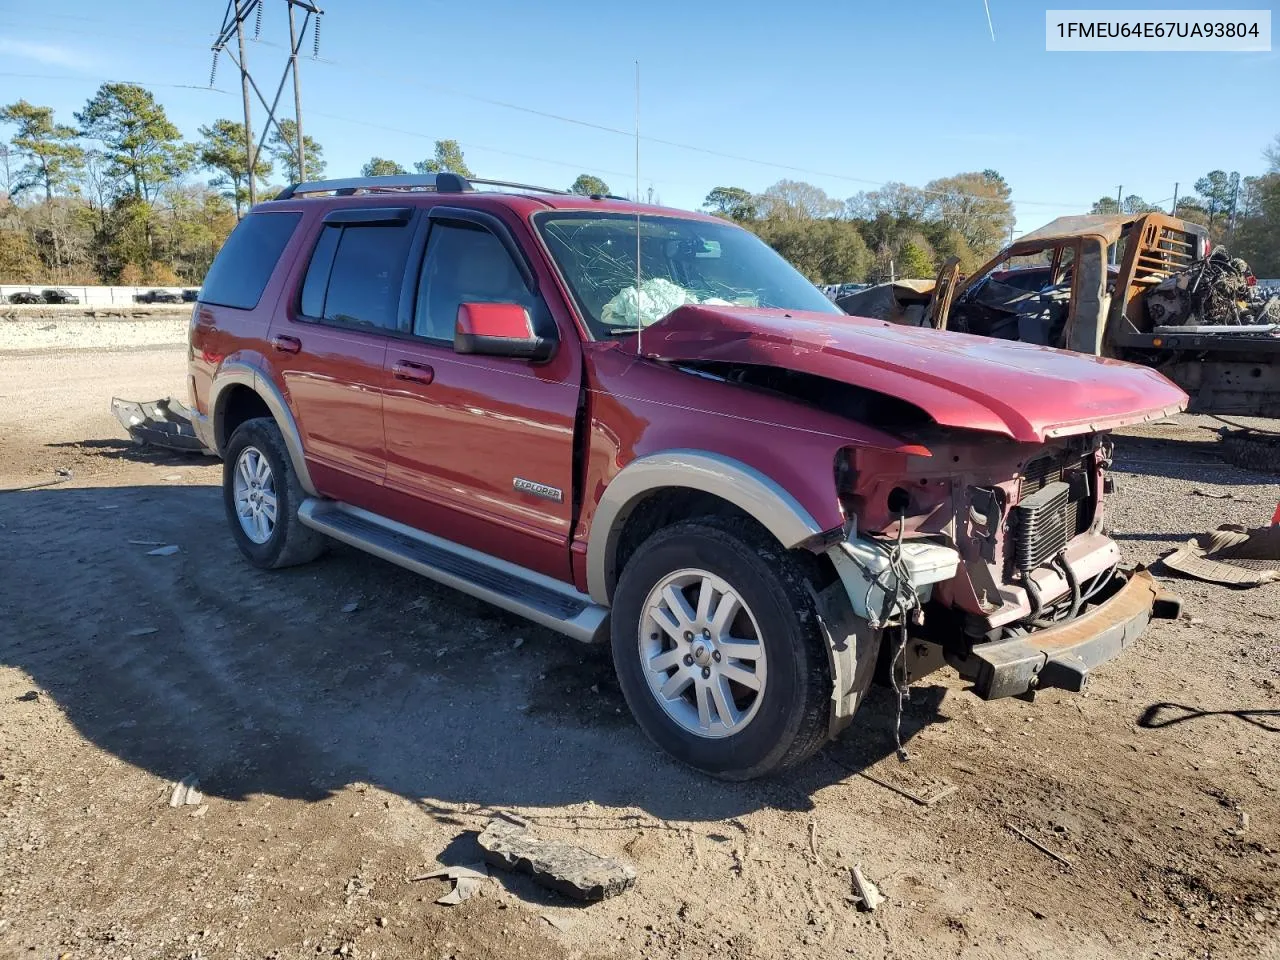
[1220,430,1280,476]
[222,416,326,569]
[610,516,833,780]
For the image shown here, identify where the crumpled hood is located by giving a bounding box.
[626,305,1188,442]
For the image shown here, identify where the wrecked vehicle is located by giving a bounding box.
[839,213,1280,417]
[187,174,1184,779]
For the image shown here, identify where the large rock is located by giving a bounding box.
[477,818,637,901]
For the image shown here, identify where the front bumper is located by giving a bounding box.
[961,569,1180,700]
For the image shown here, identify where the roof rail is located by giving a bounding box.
[275,173,572,201]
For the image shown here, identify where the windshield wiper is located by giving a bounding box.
[602,327,644,336]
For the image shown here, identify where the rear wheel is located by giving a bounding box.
[610,517,833,780]
[222,417,325,569]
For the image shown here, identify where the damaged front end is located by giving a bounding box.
[826,432,1181,702]
[629,303,1188,712]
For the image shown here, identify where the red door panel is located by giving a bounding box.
[269,319,388,507]
[380,343,580,581]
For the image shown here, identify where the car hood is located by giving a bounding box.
[625,305,1188,443]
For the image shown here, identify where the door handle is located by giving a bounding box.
[271,334,302,354]
[392,360,435,384]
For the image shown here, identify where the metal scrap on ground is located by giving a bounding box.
[477,817,637,901]
[1162,525,1280,587]
[858,770,958,807]
[412,864,489,905]
[111,397,209,453]
[1006,823,1074,869]
[851,865,883,911]
[168,776,203,808]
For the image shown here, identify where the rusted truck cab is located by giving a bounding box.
[842,214,1280,416]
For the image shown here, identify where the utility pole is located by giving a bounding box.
[1110,186,1123,264]
[1171,182,1179,215]
[234,3,258,208]
[288,1,307,181]
[212,0,323,208]
[1227,171,1241,243]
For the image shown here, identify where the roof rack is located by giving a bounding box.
[275,172,573,201]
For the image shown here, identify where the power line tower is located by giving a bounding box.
[211,0,323,209]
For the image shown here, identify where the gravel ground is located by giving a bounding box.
[0,345,1277,960]
[0,315,188,353]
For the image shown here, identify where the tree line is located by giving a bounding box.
[0,82,627,286]
[701,146,1280,285]
[2,81,1277,285]
[0,84,330,285]
[1085,164,1280,276]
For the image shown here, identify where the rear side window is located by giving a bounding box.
[299,222,412,331]
[201,212,301,310]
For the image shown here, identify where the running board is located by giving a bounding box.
[297,499,609,644]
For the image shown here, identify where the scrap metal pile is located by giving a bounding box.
[1146,246,1280,328]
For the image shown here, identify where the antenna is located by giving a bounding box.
[634,59,642,356]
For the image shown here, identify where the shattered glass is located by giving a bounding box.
[535,212,839,337]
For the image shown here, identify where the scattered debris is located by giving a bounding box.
[1146,246,1274,328]
[1227,810,1251,837]
[808,820,823,866]
[512,637,525,649]
[55,467,72,479]
[1006,823,1073,869]
[477,817,637,901]
[169,776,203,808]
[161,474,184,482]
[127,539,164,546]
[1190,488,1238,500]
[851,865,883,912]
[341,601,359,614]
[125,627,159,637]
[111,397,208,453]
[858,770,957,807]
[412,864,489,905]
[1162,525,1280,586]
[190,804,209,819]
[541,913,576,933]
[147,545,180,557]
[16,690,39,703]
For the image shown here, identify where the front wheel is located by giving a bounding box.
[610,518,834,780]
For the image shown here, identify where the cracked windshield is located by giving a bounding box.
[536,212,840,336]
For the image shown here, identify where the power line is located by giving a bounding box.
[304,58,1098,208]
[4,64,1096,212]
[0,70,637,192]
[305,109,641,186]
[14,8,1096,209]
[0,71,232,95]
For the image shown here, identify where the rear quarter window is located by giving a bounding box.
[201,211,302,310]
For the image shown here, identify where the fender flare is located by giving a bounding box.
[210,361,318,496]
[585,449,825,605]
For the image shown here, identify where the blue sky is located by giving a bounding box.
[1,0,1276,233]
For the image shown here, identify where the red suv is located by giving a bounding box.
[189,173,1185,779]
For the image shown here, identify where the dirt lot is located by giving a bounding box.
[1,337,1278,960]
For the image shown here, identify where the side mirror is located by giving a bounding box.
[454,302,556,361]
